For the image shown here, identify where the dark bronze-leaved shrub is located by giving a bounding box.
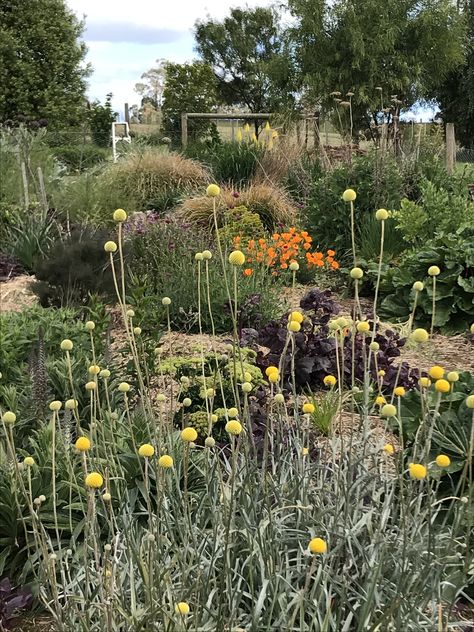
[31,226,117,307]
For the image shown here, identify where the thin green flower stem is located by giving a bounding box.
[212,197,234,321]
[89,330,97,366]
[50,410,63,559]
[65,350,81,430]
[196,259,211,423]
[431,276,437,337]
[371,218,385,341]
[408,289,420,334]
[350,200,357,268]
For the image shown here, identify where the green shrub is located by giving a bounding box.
[51,144,109,172]
[127,217,282,333]
[31,227,116,307]
[186,140,266,186]
[379,227,474,332]
[393,178,474,245]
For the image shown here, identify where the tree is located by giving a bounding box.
[288,0,466,134]
[88,94,117,147]
[134,59,167,110]
[194,7,297,114]
[161,62,219,141]
[435,0,474,148]
[0,0,90,129]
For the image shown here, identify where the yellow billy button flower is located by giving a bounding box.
[375,396,386,406]
[206,184,220,197]
[102,492,112,502]
[204,436,216,448]
[126,309,135,318]
[267,371,279,384]
[435,454,451,468]
[158,454,173,468]
[394,386,406,397]
[309,537,327,554]
[302,403,315,414]
[24,456,35,467]
[411,328,429,343]
[413,281,424,292]
[181,427,198,442]
[265,366,279,377]
[369,341,380,352]
[205,388,215,398]
[227,407,238,418]
[435,379,450,393]
[118,382,131,393]
[85,472,104,489]
[357,321,370,333]
[138,444,155,458]
[113,208,127,222]
[100,369,111,379]
[378,370,386,377]
[428,265,440,276]
[49,400,62,411]
[65,399,78,410]
[85,320,95,331]
[2,411,16,424]
[175,602,190,616]
[383,444,395,455]
[375,208,389,221]
[288,320,301,332]
[228,250,246,266]
[302,447,309,456]
[85,381,97,391]
[75,437,91,452]
[350,267,363,280]
[195,252,203,261]
[182,397,192,407]
[409,463,427,480]
[447,371,459,383]
[465,395,474,409]
[241,382,252,393]
[162,296,171,306]
[324,375,337,387]
[418,377,431,389]
[60,339,73,351]
[133,327,142,336]
[289,261,299,271]
[202,250,212,260]
[342,189,356,202]
[290,311,304,324]
[225,419,243,435]
[381,404,397,418]
[471,323,474,334]
[88,365,101,375]
[274,393,284,404]
[428,366,444,380]
[104,241,117,253]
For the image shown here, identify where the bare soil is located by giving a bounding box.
[0,275,37,312]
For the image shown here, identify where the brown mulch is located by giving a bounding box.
[10,616,55,632]
[0,275,37,312]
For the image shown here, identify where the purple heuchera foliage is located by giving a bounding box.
[248,288,419,392]
[0,578,32,629]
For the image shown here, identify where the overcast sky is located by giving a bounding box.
[67,0,273,114]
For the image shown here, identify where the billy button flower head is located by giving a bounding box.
[181,427,198,442]
[85,472,104,489]
[394,386,406,397]
[65,399,78,410]
[418,377,431,389]
[435,454,451,468]
[375,208,389,221]
[357,321,370,333]
[465,395,474,408]
[104,241,117,253]
[242,382,252,393]
[375,395,386,406]
[205,436,216,448]
[75,437,91,452]
[413,281,424,292]
[225,419,243,435]
[447,371,459,382]
[409,463,427,480]
[308,537,327,554]
[471,323,474,334]
[274,393,284,404]
[289,261,299,271]
[113,208,127,223]
[202,250,212,260]
[342,189,356,202]
[369,341,380,352]
[175,602,190,616]
[85,381,97,391]
[381,404,397,418]
[228,250,246,266]
[138,444,155,458]
[118,382,131,393]
[161,297,171,306]
[206,184,220,197]
[290,311,304,324]
[383,444,395,455]
[85,320,95,331]
[158,455,173,468]
[428,265,441,277]
[100,369,111,379]
[350,267,364,280]
[428,366,445,380]
[23,456,35,467]
[60,339,73,351]
[411,328,429,343]
[323,375,337,387]
[88,365,100,375]
[302,402,315,414]
[2,411,16,425]
[227,407,238,418]
[49,400,62,411]
[435,379,450,393]
[288,320,301,332]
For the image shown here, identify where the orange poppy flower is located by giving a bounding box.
[303,243,311,250]
[331,261,340,270]
[243,268,253,277]
[327,250,335,257]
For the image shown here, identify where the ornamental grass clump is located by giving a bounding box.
[0,192,472,632]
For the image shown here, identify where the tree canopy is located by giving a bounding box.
[194,7,297,113]
[0,0,90,128]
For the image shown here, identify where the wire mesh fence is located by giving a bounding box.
[457,148,474,164]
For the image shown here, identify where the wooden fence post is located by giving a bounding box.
[181,113,188,149]
[446,123,455,175]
